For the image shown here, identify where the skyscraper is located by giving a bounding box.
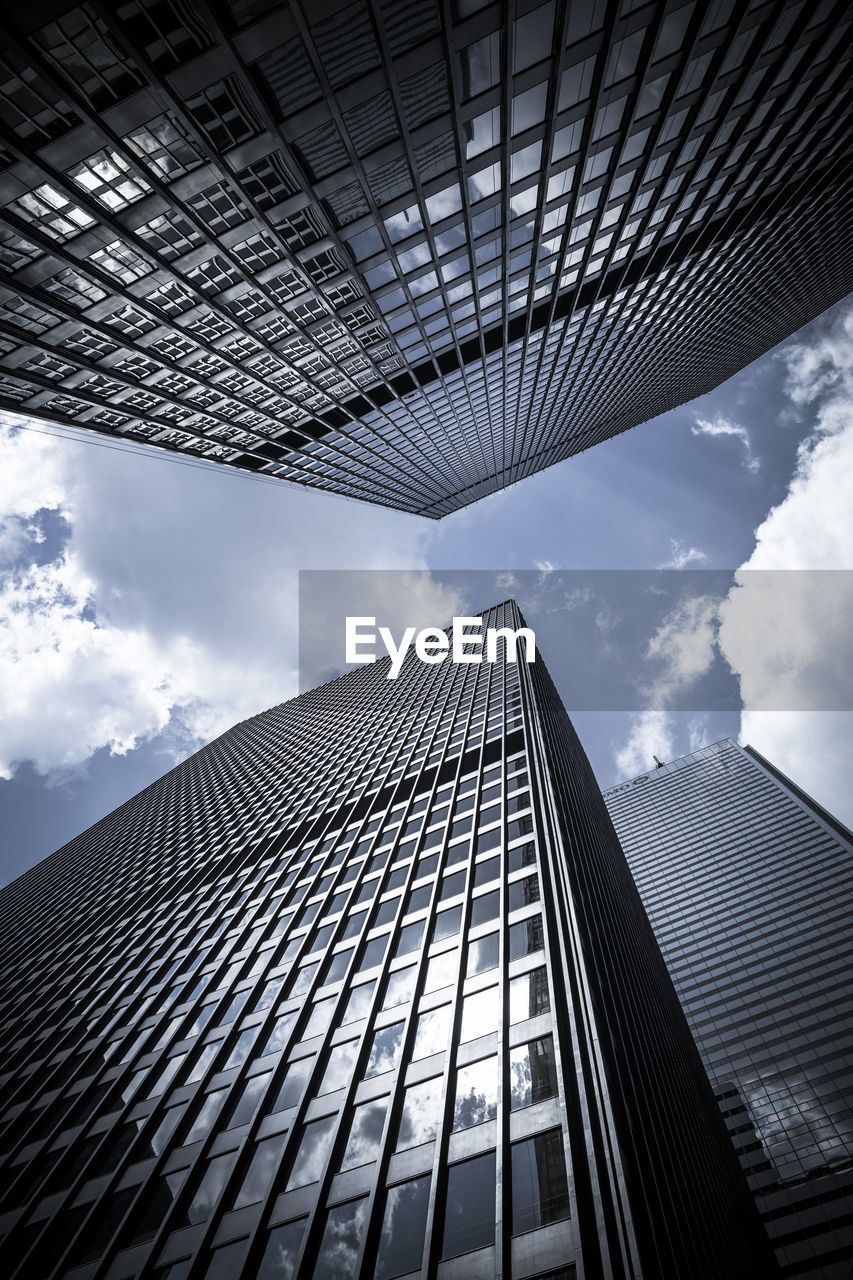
[0,0,851,515]
[604,739,853,1279]
[0,604,774,1279]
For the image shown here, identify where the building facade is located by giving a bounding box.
[0,604,774,1279]
[0,0,851,515]
[604,739,853,1279]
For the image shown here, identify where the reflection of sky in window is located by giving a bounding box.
[186,1150,236,1224]
[396,1075,445,1150]
[425,949,457,993]
[233,1132,286,1208]
[467,930,499,975]
[382,965,417,1011]
[510,1036,557,1109]
[318,1039,359,1095]
[341,1096,388,1171]
[453,1058,498,1130]
[286,1115,336,1190]
[313,1197,369,1280]
[413,1004,451,1059]
[304,998,336,1039]
[375,1175,431,1280]
[509,967,550,1023]
[365,1021,404,1077]
[257,1218,306,1280]
[460,987,499,1041]
[343,979,375,1023]
[441,1151,496,1258]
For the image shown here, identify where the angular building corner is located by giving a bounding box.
[605,739,853,1279]
[1,1,852,515]
[0,603,779,1279]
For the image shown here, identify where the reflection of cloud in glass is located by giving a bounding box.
[312,1197,369,1280]
[460,987,499,1042]
[365,1022,404,1077]
[286,1115,336,1190]
[318,1040,358,1095]
[453,1057,499,1131]
[258,1217,306,1280]
[375,1175,431,1280]
[413,1004,451,1059]
[425,949,458,993]
[342,979,375,1024]
[510,1051,532,1110]
[396,1075,444,1150]
[745,1072,853,1181]
[381,965,417,1011]
[341,1097,388,1171]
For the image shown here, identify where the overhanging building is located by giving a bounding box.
[604,740,853,1279]
[0,1,851,515]
[0,604,775,1279]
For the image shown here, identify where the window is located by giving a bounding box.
[186,1089,228,1142]
[382,965,417,1010]
[318,1040,359,1094]
[233,1132,287,1208]
[341,1096,388,1170]
[440,1151,496,1258]
[396,1075,444,1150]
[412,1004,451,1059]
[182,1151,237,1225]
[467,931,499,975]
[453,1056,498,1129]
[509,914,544,959]
[510,967,550,1022]
[460,987,499,1041]
[365,1021,404,1077]
[510,1036,558,1109]
[511,1129,570,1233]
[375,1175,431,1278]
[471,891,500,929]
[312,1198,369,1280]
[286,1115,336,1189]
[509,874,541,911]
[257,1218,306,1279]
[270,1056,312,1112]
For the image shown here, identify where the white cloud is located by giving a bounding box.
[659,537,708,569]
[716,302,853,825]
[0,417,441,779]
[641,594,719,707]
[692,414,760,473]
[613,710,676,779]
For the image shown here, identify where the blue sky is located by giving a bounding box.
[1,296,852,884]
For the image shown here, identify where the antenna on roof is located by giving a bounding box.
[653,755,665,768]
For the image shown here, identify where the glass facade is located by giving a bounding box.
[1,1,851,515]
[605,739,853,1278]
[0,603,776,1278]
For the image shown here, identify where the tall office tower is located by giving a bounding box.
[604,739,853,1279]
[0,604,775,1280]
[0,1,851,516]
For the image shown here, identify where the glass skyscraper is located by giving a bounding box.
[0,604,774,1279]
[0,0,851,514]
[604,739,853,1279]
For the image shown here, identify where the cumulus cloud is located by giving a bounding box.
[613,710,676,779]
[641,594,719,707]
[0,416,440,780]
[692,414,760,473]
[717,303,853,825]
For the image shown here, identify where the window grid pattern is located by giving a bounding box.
[0,602,772,1279]
[605,739,853,1279]
[0,1,850,515]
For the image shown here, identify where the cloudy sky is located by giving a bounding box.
[1,296,851,883]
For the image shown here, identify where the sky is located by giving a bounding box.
[1,295,852,884]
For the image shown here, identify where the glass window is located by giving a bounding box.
[474,856,500,888]
[396,1075,444,1150]
[508,843,536,872]
[318,1040,358,1095]
[509,874,540,911]
[395,919,425,957]
[304,998,335,1038]
[467,932,499,976]
[460,987,499,1041]
[186,1089,228,1142]
[358,935,388,971]
[286,1115,336,1190]
[227,1071,272,1128]
[461,32,501,99]
[453,1057,498,1130]
[271,1056,312,1112]
[382,965,417,1011]
[440,869,466,901]
[203,1238,247,1278]
[183,1151,237,1225]
[425,949,457,992]
[412,1004,451,1059]
[440,1151,496,1258]
[509,968,550,1023]
[509,1036,558,1110]
[312,1198,369,1280]
[375,1175,431,1279]
[257,1218,306,1280]
[509,914,544,959]
[343,980,375,1023]
[471,890,500,928]
[233,1132,287,1208]
[511,1130,570,1233]
[341,1096,388,1170]
[365,1021,405,1077]
[432,904,463,941]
